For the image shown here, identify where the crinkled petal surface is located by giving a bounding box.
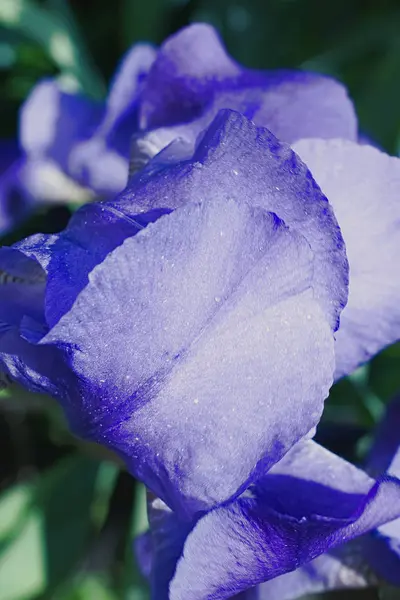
[170,441,400,600]
[138,24,356,144]
[20,80,103,171]
[32,197,335,517]
[118,110,348,330]
[292,139,400,379]
[136,504,374,600]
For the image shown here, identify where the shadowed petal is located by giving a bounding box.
[101,44,156,138]
[367,395,400,477]
[0,156,33,234]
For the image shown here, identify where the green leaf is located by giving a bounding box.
[370,344,400,403]
[0,484,31,542]
[120,0,167,48]
[0,0,105,98]
[53,575,119,600]
[36,456,100,589]
[0,455,102,599]
[0,504,46,600]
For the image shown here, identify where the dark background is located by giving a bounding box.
[0,1,400,598]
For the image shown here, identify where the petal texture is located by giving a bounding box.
[38,198,334,517]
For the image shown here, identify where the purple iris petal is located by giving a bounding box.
[101,44,156,139]
[3,23,358,235]
[118,109,348,331]
[0,202,145,331]
[138,24,357,146]
[367,395,400,477]
[169,441,400,599]
[15,44,155,205]
[34,197,334,517]
[0,110,349,515]
[292,138,400,379]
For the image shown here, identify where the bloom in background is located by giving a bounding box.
[130,22,357,168]
[0,23,357,234]
[135,396,400,599]
[0,42,156,234]
[0,110,348,517]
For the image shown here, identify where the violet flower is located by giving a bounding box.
[0,43,155,235]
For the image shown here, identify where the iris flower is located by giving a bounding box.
[0,109,399,596]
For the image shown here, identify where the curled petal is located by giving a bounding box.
[170,441,400,599]
[101,44,156,138]
[118,110,348,330]
[139,24,240,129]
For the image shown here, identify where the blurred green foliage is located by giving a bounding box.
[1,0,400,598]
